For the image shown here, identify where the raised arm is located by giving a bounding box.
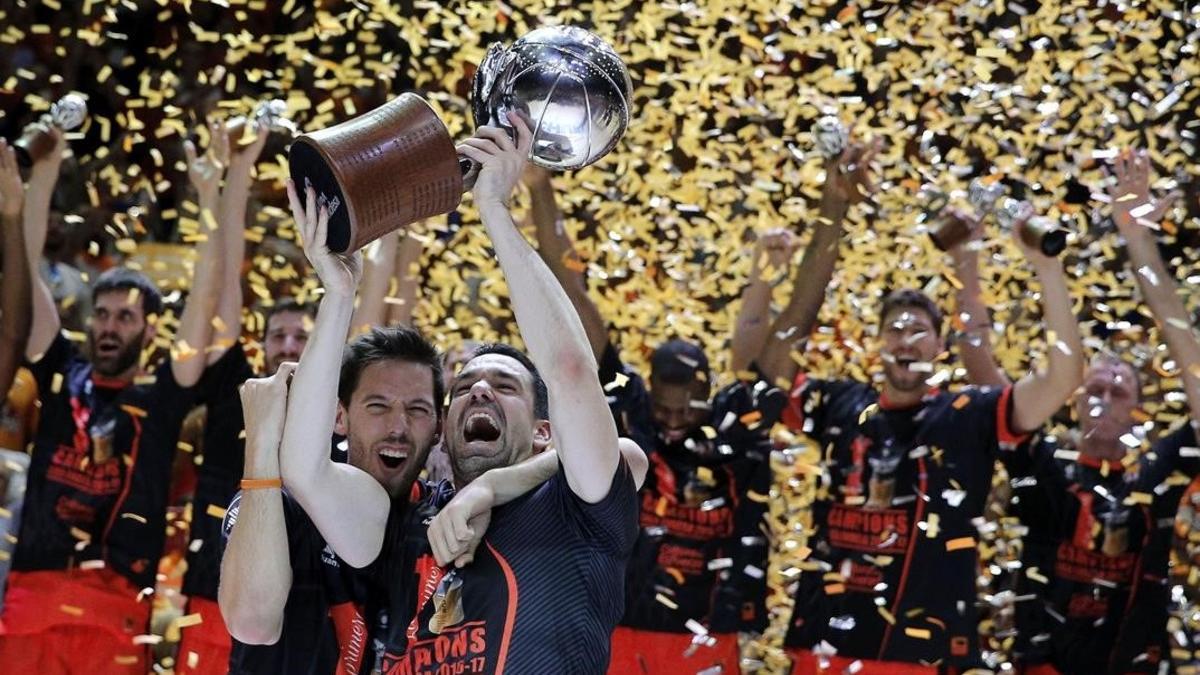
[1008,205,1086,433]
[945,208,1011,388]
[730,228,798,373]
[0,140,30,395]
[21,126,66,361]
[750,138,879,385]
[524,166,609,362]
[385,231,424,327]
[218,362,296,645]
[350,231,398,336]
[172,122,228,387]
[460,115,626,503]
[277,179,389,568]
[208,120,269,364]
[1107,148,1200,423]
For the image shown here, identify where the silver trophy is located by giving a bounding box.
[14,93,87,167]
[812,115,848,159]
[968,177,1005,217]
[228,99,297,139]
[471,25,633,171]
[996,197,1068,256]
[289,25,634,253]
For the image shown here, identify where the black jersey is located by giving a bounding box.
[15,332,196,590]
[1009,421,1198,674]
[781,375,1026,668]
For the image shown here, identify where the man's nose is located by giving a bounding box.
[386,409,410,436]
[469,379,494,400]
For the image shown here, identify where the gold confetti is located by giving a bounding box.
[945,537,975,551]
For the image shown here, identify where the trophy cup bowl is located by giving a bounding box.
[287,26,633,254]
[472,25,632,171]
[288,94,464,254]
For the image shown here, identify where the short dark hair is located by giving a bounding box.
[467,343,550,419]
[650,339,710,387]
[262,298,315,337]
[92,267,163,318]
[338,326,444,417]
[879,289,943,336]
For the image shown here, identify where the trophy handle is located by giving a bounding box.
[459,155,480,191]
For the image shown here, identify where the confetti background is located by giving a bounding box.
[1,0,1198,672]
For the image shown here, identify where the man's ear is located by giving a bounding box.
[532,420,551,453]
[334,402,349,436]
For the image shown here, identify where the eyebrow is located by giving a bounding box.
[361,394,435,406]
[456,369,524,389]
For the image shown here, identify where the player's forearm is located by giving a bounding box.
[278,288,389,566]
[280,288,352,486]
[1122,228,1200,421]
[527,178,608,360]
[218,435,291,645]
[478,450,560,506]
[479,200,596,382]
[171,194,224,387]
[208,184,250,362]
[952,248,1010,387]
[0,211,31,393]
[21,167,56,265]
[350,233,397,335]
[757,200,845,384]
[219,497,291,646]
[731,273,773,373]
[386,232,422,326]
[1011,258,1085,433]
[527,176,575,282]
[22,178,61,358]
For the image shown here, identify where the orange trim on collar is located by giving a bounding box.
[1075,452,1126,473]
[90,372,133,389]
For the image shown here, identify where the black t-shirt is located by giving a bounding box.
[374,459,639,675]
[600,344,781,635]
[1009,420,1199,674]
[222,488,369,675]
[16,332,196,589]
[183,343,256,600]
[780,375,1025,667]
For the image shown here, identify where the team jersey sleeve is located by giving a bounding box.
[955,384,1029,458]
[196,342,254,407]
[221,489,312,556]
[1136,420,1200,494]
[23,331,77,394]
[552,456,639,557]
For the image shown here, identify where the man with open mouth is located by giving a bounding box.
[522,153,804,674]
[277,112,648,675]
[951,148,1200,674]
[736,162,1085,670]
[0,122,225,673]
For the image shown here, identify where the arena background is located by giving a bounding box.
[1,0,1198,671]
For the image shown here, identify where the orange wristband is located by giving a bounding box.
[240,478,283,490]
